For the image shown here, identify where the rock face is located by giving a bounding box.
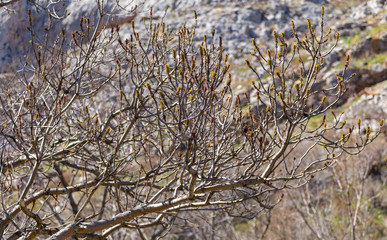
[0,0,386,106]
[0,0,328,68]
[62,0,136,32]
[0,0,385,63]
[343,80,387,133]
[0,1,29,65]
[0,0,136,69]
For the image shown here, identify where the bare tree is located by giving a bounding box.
[0,4,383,239]
[281,136,387,240]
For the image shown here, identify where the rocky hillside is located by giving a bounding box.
[1,0,386,104]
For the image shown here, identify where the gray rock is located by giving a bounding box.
[350,36,373,58]
[304,0,328,4]
[238,8,264,24]
[273,4,290,23]
[337,21,367,37]
[350,32,387,58]
[352,0,387,20]
[0,1,29,65]
[256,27,272,42]
[343,80,387,132]
[324,50,342,68]
[0,0,136,70]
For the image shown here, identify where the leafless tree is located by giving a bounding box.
[284,136,387,240]
[0,4,383,239]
